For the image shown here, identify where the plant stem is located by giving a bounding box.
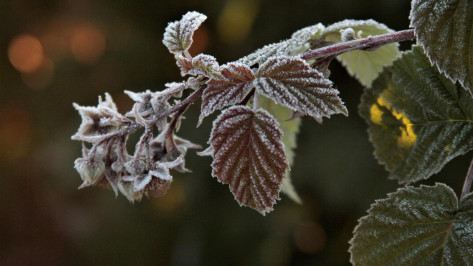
[110,85,206,138]
[301,29,415,61]
[460,156,473,201]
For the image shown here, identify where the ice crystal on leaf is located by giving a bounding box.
[237,23,325,67]
[199,63,255,125]
[177,53,220,78]
[71,93,129,143]
[258,95,302,204]
[209,106,288,215]
[254,56,348,121]
[163,11,207,55]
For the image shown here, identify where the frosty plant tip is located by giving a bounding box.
[71,11,416,214]
[73,2,473,264]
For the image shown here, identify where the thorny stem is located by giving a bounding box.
[301,29,415,61]
[460,156,473,201]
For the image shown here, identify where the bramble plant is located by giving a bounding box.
[71,1,473,264]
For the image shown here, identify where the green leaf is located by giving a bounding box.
[321,20,400,87]
[410,0,473,91]
[359,46,473,183]
[350,183,473,265]
[259,95,302,204]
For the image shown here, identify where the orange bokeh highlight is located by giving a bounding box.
[21,57,55,90]
[70,24,106,64]
[8,34,44,73]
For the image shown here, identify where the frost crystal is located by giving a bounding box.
[124,88,184,129]
[163,11,207,54]
[209,106,288,215]
[237,23,325,66]
[254,56,348,121]
[177,53,220,78]
[74,157,105,188]
[199,63,255,125]
[71,93,128,143]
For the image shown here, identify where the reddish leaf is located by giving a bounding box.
[255,56,348,121]
[199,63,255,125]
[210,106,288,215]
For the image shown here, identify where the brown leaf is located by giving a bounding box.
[199,63,255,125]
[209,106,288,215]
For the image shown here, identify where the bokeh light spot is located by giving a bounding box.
[217,0,260,44]
[8,34,44,73]
[70,24,106,64]
[21,57,55,90]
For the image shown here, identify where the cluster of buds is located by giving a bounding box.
[71,88,201,202]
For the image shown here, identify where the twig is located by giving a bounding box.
[107,85,206,138]
[460,156,473,201]
[301,29,415,61]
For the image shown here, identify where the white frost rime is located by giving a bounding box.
[199,63,255,125]
[254,56,348,121]
[209,106,288,215]
[163,11,207,54]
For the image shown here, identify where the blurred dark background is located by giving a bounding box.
[0,0,470,265]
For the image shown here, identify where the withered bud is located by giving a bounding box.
[117,181,143,203]
[124,158,146,176]
[74,157,105,188]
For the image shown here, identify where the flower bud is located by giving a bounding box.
[144,177,172,198]
[124,158,146,176]
[74,157,105,187]
[117,181,143,202]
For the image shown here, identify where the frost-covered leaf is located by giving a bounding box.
[237,24,325,67]
[350,183,473,265]
[321,20,400,87]
[163,11,207,54]
[209,106,288,215]
[410,0,473,91]
[179,53,220,78]
[359,46,473,183]
[199,63,255,125]
[259,95,301,203]
[254,56,348,121]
